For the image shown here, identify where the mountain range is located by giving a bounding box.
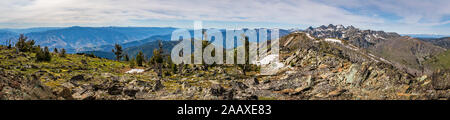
[0,25,448,76]
[0,27,177,53]
[305,24,448,76]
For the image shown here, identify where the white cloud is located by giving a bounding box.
[0,0,382,26]
[318,0,450,34]
[0,0,448,34]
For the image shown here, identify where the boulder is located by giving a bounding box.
[124,89,138,97]
[70,75,85,82]
[247,77,259,86]
[231,81,248,90]
[432,70,450,90]
[72,90,95,100]
[107,85,122,95]
[56,87,73,100]
[210,84,225,96]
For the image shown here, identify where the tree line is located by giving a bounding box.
[5,34,66,62]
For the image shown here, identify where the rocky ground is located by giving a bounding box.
[0,32,449,100]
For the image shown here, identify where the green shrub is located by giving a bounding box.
[36,46,51,62]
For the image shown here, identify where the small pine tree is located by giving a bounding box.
[54,48,59,53]
[60,48,66,57]
[171,62,177,74]
[130,58,136,68]
[43,46,51,61]
[15,34,35,52]
[7,39,12,49]
[136,51,145,67]
[124,54,130,61]
[168,56,177,74]
[36,48,43,61]
[33,45,41,53]
[150,41,164,65]
[112,44,123,61]
[36,46,51,62]
[237,36,251,75]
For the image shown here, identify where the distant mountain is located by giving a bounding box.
[23,26,176,50]
[124,40,179,59]
[403,34,449,39]
[418,37,450,49]
[0,27,64,34]
[79,34,173,52]
[84,28,292,59]
[306,24,401,48]
[0,30,18,45]
[81,51,116,60]
[369,36,445,74]
[305,24,446,76]
[425,50,450,70]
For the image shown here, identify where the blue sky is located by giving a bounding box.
[0,0,449,35]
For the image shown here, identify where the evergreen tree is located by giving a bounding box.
[237,36,251,75]
[149,40,164,77]
[36,46,51,62]
[54,48,59,53]
[130,58,136,68]
[60,48,66,57]
[7,39,12,49]
[112,44,123,61]
[136,51,145,67]
[168,56,177,74]
[43,46,51,61]
[15,34,35,52]
[124,54,130,61]
[36,48,43,61]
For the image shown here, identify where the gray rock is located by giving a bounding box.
[231,81,248,90]
[124,89,138,97]
[432,70,450,90]
[107,85,122,95]
[210,84,225,96]
[70,75,85,82]
[247,77,259,86]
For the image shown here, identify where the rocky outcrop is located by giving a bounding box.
[0,69,57,100]
[306,24,446,76]
[432,70,450,90]
[305,24,401,48]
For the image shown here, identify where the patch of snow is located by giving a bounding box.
[373,34,385,39]
[126,69,145,74]
[254,54,279,65]
[337,25,344,29]
[324,38,342,43]
[272,62,285,69]
[306,33,315,40]
[255,54,285,75]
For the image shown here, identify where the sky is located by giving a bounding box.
[0,0,449,35]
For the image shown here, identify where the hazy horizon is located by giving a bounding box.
[0,0,449,35]
[1,24,449,36]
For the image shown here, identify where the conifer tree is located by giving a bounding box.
[136,51,145,67]
[112,44,123,61]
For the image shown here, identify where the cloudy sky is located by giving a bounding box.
[0,0,449,35]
